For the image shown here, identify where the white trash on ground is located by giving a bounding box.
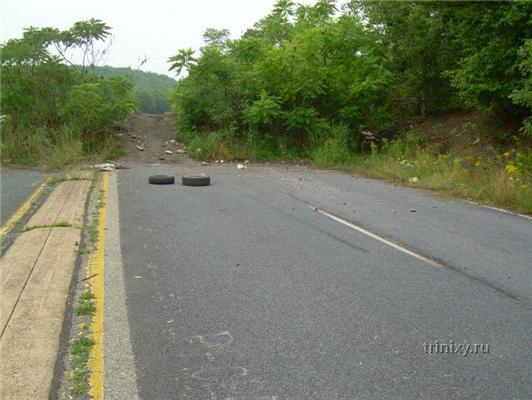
[94,163,115,172]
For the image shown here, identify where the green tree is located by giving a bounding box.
[168,48,196,77]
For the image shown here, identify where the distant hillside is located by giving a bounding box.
[94,66,176,90]
[91,66,177,114]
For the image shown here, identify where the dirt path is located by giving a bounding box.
[118,113,196,165]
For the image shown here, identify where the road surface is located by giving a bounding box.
[0,168,48,226]
[103,162,531,400]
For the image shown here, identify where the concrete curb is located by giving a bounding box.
[0,179,91,399]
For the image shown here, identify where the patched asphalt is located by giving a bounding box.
[111,163,531,399]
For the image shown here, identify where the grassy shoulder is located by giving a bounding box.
[178,126,532,214]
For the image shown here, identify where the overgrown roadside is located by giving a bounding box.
[176,114,532,214]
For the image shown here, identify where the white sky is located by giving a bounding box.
[1,0,296,78]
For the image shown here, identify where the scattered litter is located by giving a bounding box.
[165,150,172,155]
[410,208,416,213]
[134,276,142,279]
[311,207,318,211]
[94,163,115,172]
[202,161,208,166]
[176,149,186,154]
[220,160,224,163]
[408,177,419,183]
[170,139,176,144]
[473,138,480,145]
[166,319,174,323]
[237,163,246,169]
[244,160,249,164]
[136,144,145,151]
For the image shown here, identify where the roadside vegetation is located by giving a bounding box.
[169,1,532,212]
[0,19,135,169]
[67,170,102,396]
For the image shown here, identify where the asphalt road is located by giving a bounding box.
[0,168,48,226]
[106,163,532,400]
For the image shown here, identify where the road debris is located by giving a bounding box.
[94,163,115,172]
[165,150,172,155]
[176,149,186,154]
[237,163,246,169]
[136,143,145,151]
[410,208,417,213]
[408,177,419,183]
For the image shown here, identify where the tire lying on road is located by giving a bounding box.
[182,174,211,187]
[148,175,175,185]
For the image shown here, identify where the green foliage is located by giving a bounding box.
[1,19,134,167]
[61,76,135,150]
[443,3,530,115]
[170,0,393,144]
[510,40,532,136]
[311,125,356,166]
[170,0,530,145]
[178,128,306,161]
[168,48,196,77]
[244,91,281,127]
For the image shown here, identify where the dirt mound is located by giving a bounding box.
[414,110,530,160]
[118,113,195,165]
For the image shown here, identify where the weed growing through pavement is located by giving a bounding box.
[67,173,103,397]
[74,290,96,316]
[69,332,95,394]
[21,221,76,232]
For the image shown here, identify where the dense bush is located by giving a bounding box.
[0,19,135,166]
[169,0,531,144]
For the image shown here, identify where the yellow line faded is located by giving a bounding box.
[0,179,48,237]
[88,172,108,399]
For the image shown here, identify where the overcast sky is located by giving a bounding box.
[1,0,303,78]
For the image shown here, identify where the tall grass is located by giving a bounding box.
[178,128,306,161]
[0,122,124,170]
[312,130,532,213]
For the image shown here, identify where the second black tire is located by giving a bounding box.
[182,174,210,186]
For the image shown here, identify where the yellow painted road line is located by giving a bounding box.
[88,172,108,399]
[0,179,49,237]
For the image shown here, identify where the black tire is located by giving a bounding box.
[148,175,175,185]
[182,174,211,186]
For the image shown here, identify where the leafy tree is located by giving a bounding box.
[169,0,532,152]
[510,40,532,136]
[444,2,531,119]
[1,19,135,161]
[168,48,196,77]
[54,19,112,73]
